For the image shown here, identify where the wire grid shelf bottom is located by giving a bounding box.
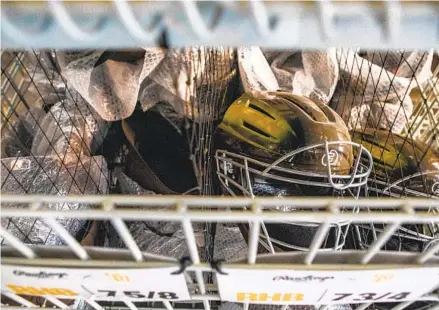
[0,195,439,310]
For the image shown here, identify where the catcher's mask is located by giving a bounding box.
[214,92,373,252]
[352,128,439,198]
[351,128,439,252]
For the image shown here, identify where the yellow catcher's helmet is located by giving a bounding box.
[352,128,439,197]
[215,92,373,252]
[216,91,366,178]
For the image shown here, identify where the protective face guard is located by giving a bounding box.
[354,223,439,253]
[215,141,373,253]
[368,170,439,198]
[216,141,373,196]
[355,171,439,251]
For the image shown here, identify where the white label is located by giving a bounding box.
[1,265,190,301]
[321,150,339,167]
[217,267,439,304]
[10,159,31,171]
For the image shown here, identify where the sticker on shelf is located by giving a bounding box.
[216,267,439,304]
[2,265,190,301]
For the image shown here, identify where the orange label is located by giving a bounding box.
[7,285,78,296]
[237,292,304,302]
[105,273,131,282]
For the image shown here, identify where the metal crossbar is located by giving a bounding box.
[1,195,439,310]
[2,1,438,49]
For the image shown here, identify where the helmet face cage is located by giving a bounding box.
[368,170,439,199]
[354,171,439,252]
[215,140,373,253]
[348,128,439,252]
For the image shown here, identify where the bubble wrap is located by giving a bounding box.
[238,47,280,94]
[31,94,108,162]
[57,49,166,121]
[104,170,204,259]
[139,47,236,123]
[57,48,236,123]
[331,49,433,133]
[21,51,67,108]
[1,155,108,245]
[2,106,45,158]
[2,52,65,158]
[238,47,339,105]
[213,224,248,262]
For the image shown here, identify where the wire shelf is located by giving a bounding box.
[1,194,439,310]
[1,4,439,309]
[1,1,439,49]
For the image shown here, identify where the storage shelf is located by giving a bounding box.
[1,195,439,310]
[2,1,439,49]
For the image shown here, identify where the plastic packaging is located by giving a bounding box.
[57,48,236,124]
[56,49,162,121]
[104,170,204,259]
[138,47,236,124]
[1,155,108,245]
[2,107,45,158]
[31,94,108,162]
[238,47,339,105]
[213,224,248,262]
[21,51,67,108]
[331,50,433,133]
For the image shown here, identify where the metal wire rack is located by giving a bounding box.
[1,3,439,310]
[1,195,439,310]
[2,48,439,310]
[1,1,439,49]
[326,50,439,253]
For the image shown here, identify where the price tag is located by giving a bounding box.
[1,265,190,301]
[217,267,439,304]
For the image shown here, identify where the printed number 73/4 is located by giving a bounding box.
[332,292,411,302]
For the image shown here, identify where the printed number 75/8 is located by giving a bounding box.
[98,290,178,300]
[332,292,411,302]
